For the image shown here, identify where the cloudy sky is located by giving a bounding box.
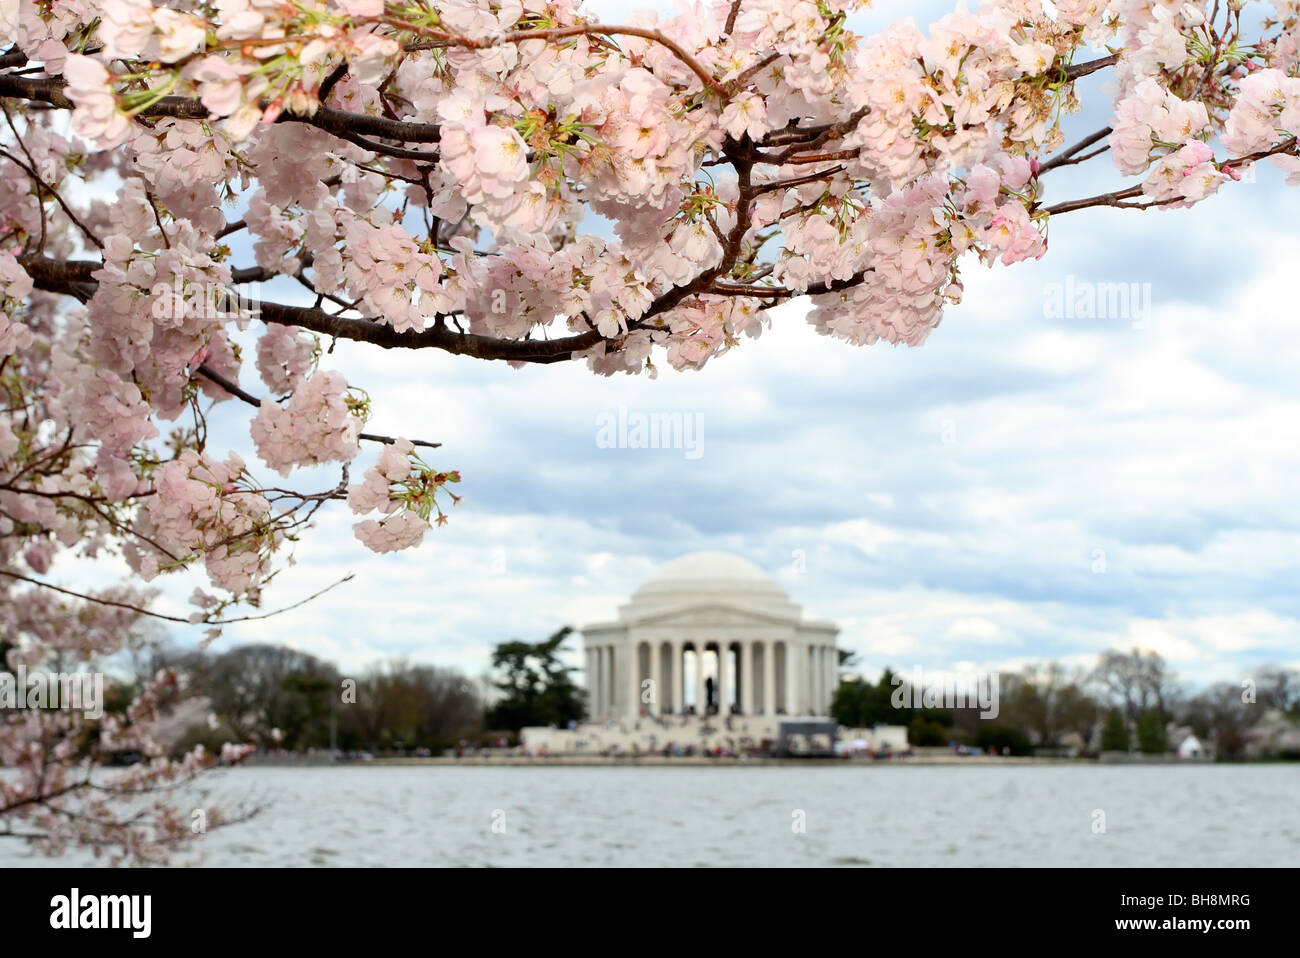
[73,0,1300,690]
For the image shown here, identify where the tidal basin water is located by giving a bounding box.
[5,764,1297,867]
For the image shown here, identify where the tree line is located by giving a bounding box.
[118,635,1299,760]
[127,627,587,756]
[831,648,1300,759]
[135,643,485,756]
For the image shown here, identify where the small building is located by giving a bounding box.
[1177,734,1206,759]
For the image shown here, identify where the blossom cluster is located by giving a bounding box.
[256,324,319,394]
[132,450,281,594]
[0,250,33,357]
[85,180,240,419]
[338,219,445,333]
[250,369,363,476]
[1110,80,1212,176]
[843,6,1064,189]
[1223,69,1300,183]
[347,439,460,553]
[802,158,1046,348]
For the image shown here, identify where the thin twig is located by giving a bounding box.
[0,568,356,625]
[195,365,442,449]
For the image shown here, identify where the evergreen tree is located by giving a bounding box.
[1100,708,1130,752]
[486,627,586,730]
[1136,708,1169,754]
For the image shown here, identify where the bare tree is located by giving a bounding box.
[1092,648,1179,724]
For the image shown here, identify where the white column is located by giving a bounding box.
[717,643,729,714]
[763,642,776,716]
[786,642,799,715]
[606,644,615,717]
[670,642,682,715]
[741,641,754,715]
[812,646,822,715]
[817,646,825,714]
[823,646,832,713]
[649,642,661,715]
[694,646,706,714]
[822,646,831,713]
[595,647,605,719]
[626,642,640,719]
[585,648,594,719]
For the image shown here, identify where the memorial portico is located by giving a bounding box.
[582,552,839,720]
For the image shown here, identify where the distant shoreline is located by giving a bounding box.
[238,754,1108,768]
[231,748,1250,768]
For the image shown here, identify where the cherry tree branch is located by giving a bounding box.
[1039,126,1113,174]
[1044,137,1300,215]
[1063,54,1121,82]
[380,20,733,97]
[0,567,356,625]
[194,365,442,449]
[0,70,442,144]
[19,254,622,362]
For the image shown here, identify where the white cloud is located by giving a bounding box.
[946,617,1001,642]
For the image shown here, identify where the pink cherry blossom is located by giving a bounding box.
[249,369,363,476]
[63,55,130,148]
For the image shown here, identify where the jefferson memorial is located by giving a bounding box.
[582,552,840,720]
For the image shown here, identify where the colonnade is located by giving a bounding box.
[584,639,839,720]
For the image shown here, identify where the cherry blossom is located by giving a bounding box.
[347,438,460,552]
[250,369,363,476]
